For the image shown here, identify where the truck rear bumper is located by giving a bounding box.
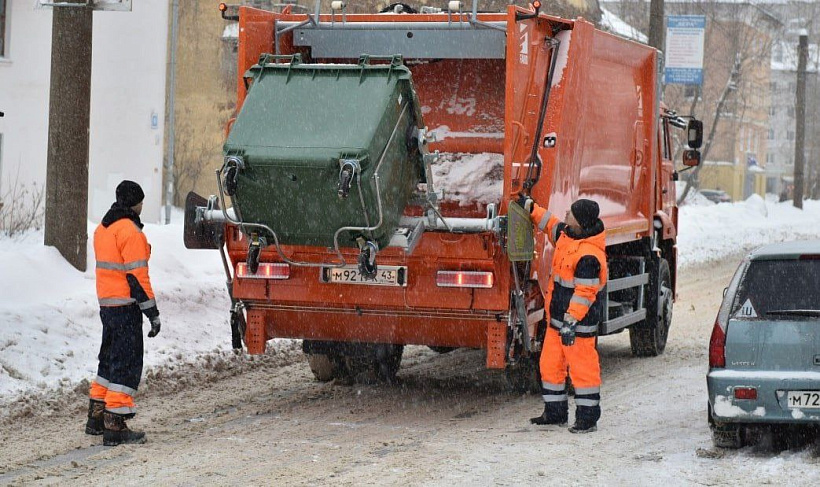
[243,304,508,368]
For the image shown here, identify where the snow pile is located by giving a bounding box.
[678,197,820,267]
[431,152,504,206]
[0,209,233,401]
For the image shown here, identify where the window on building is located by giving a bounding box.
[770,106,777,116]
[768,128,775,140]
[767,152,775,165]
[787,130,795,141]
[0,0,7,58]
[787,107,795,117]
[684,85,700,100]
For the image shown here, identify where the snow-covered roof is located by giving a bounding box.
[599,7,647,44]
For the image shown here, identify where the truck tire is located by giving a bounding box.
[373,344,403,384]
[505,354,541,394]
[629,258,672,357]
[306,353,337,382]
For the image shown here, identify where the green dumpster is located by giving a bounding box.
[223,54,426,251]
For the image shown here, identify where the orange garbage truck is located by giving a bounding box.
[185,2,702,390]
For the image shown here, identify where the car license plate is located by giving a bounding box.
[321,265,407,287]
[787,391,820,409]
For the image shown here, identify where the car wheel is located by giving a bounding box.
[630,258,672,357]
[712,423,745,449]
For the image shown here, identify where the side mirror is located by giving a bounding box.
[687,120,703,149]
[682,149,701,167]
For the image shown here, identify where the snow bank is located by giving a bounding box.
[0,209,233,400]
[678,198,820,267]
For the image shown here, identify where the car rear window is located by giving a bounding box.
[731,259,820,318]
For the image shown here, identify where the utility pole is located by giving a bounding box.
[793,32,808,210]
[44,0,92,271]
[165,0,179,224]
[648,0,665,51]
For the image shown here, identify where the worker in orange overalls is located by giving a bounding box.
[518,195,607,433]
[85,180,161,446]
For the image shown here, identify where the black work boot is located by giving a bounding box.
[85,399,105,435]
[103,412,146,446]
[530,404,568,426]
[568,421,597,434]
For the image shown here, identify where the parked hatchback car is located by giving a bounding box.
[707,241,820,448]
[699,189,732,204]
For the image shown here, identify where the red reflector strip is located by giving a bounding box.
[436,271,494,288]
[799,254,820,260]
[734,387,757,400]
[236,262,290,279]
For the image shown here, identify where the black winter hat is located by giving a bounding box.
[570,199,600,230]
[116,180,145,208]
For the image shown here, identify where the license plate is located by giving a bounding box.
[787,391,820,409]
[321,265,407,287]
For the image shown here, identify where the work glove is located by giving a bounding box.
[560,313,577,346]
[148,316,161,338]
[516,192,534,214]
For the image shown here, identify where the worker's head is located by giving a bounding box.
[116,180,144,215]
[567,198,599,233]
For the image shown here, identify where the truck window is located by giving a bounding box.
[731,260,820,317]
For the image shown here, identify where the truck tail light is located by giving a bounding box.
[436,271,493,288]
[236,262,290,280]
[709,318,726,368]
[734,387,757,400]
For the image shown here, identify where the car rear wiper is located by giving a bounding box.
[764,309,820,318]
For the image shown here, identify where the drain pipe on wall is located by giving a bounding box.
[165,0,179,224]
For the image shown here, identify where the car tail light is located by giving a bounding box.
[709,318,726,368]
[236,262,290,279]
[436,271,494,288]
[734,387,757,400]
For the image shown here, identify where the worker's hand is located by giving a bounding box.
[560,313,577,346]
[148,316,161,338]
[516,192,534,214]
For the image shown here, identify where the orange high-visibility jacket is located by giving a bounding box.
[94,215,158,318]
[531,204,607,337]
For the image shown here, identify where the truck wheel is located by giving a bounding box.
[306,353,337,382]
[505,353,541,394]
[629,258,672,357]
[373,344,403,384]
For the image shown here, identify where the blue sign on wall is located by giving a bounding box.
[665,15,706,85]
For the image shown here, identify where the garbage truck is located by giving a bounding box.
[185,2,703,390]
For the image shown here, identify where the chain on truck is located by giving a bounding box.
[184,1,704,391]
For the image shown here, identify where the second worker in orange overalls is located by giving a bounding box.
[518,195,607,434]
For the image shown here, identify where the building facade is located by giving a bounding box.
[0,1,168,224]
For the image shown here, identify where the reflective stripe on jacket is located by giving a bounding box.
[531,204,607,338]
[94,216,158,319]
